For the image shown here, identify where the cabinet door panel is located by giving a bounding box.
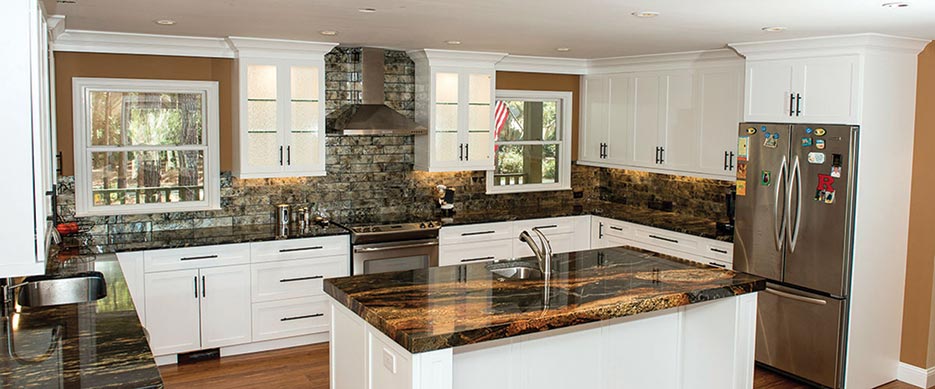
[799,56,859,124]
[631,75,662,167]
[439,240,513,267]
[144,269,201,356]
[697,67,744,177]
[745,60,796,122]
[606,75,633,164]
[660,72,697,171]
[579,76,609,163]
[243,63,285,174]
[200,264,253,349]
[465,73,493,168]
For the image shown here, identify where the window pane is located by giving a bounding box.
[494,100,558,142]
[90,150,205,206]
[89,91,204,146]
[492,144,559,186]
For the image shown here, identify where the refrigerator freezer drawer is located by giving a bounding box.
[756,283,845,388]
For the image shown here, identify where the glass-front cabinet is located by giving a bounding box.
[409,50,506,172]
[229,38,337,178]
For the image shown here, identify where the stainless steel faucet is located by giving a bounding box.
[518,228,553,277]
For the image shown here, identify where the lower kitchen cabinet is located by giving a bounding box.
[199,264,253,349]
[591,216,733,269]
[439,240,513,266]
[252,296,330,342]
[438,216,591,266]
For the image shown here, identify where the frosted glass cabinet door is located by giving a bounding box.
[466,73,492,164]
[434,72,461,163]
[245,64,283,172]
[286,65,323,171]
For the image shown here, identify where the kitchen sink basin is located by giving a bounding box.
[486,261,543,280]
[17,272,107,307]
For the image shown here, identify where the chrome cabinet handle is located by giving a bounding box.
[461,230,496,236]
[353,241,438,253]
[280,275,323,283]
[180,255,218,261]
[648,234,678,244]
[710,247,728,254]
[534,224,558,230]
[789,93,795,117]
[461,256,494,263]
[281,313,323,322]
[707,262,727,268]
[765,287,827,305]
[278,246,323,253]
[795,93,802,116]
[774,156,788,251]
[609,226,623,231]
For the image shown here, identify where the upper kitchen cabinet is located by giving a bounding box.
[579,50,744,180]
[743,56,859,124]
[228,38,338,178]
[0,0,54,277]
[408,49,507,172]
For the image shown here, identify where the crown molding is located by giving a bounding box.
[408,49,508,69]
[587,49,743,74]
[226,36,338,60]
[496,55,588,75]
[46,15,66,41]
[730,33,930,60]
[52,29,235,58]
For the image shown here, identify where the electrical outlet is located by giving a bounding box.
[573,191,584,199]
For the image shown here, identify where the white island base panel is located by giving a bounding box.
[330,293,758,389]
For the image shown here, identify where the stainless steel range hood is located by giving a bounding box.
[335,48,426,135]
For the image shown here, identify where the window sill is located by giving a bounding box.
[75,203,222,218]
[485,185,572,195]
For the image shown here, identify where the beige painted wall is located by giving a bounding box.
[901,41,935,369]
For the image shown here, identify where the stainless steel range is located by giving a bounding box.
[338,219,441,275]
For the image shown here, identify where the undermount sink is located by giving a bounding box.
[17,271,107,307]
[487,262,543,280]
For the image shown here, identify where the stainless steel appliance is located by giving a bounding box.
[734,123,858,388]
[340,220,440,275]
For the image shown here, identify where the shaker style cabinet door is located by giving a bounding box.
[606,74,634,165]
[432,71,463,168]
[797,56,860,124]
[630,74,664,168]
[696,66,744,178]
[659,71,697,172]
[579,75,610,164]
[199,264,253,349]
[241,63,285,176]
[284,64,326,173]
[465,72,494,166]
[144,269,202,356]
[744,60,797,123]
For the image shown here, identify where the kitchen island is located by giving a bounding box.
[324,246,765,389]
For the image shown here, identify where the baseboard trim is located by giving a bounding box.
[897,362,935,388]
[153,333,330,367]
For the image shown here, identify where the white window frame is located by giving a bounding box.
[486,90,573,194]
[72,78,220,216]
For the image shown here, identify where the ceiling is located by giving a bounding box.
[44,0,935,59]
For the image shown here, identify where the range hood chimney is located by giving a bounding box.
[336,48,426,135]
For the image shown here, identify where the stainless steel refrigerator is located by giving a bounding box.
[734,123,859,389]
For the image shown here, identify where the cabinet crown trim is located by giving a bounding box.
[587,48,742,74]
[52,29,236,58]
[495,55,589,75]
[408,49,508,68]
[227,37,338,59]
[730,33,929,60]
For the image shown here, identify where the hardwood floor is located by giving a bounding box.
[159,343,920,389]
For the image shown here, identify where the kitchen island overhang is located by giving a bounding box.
[325,247,765,389]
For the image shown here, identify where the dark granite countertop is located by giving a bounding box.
[1,254,163,388]
[324,246,763,353]
[437,200,732,242]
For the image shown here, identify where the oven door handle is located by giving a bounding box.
[353,241,439,253]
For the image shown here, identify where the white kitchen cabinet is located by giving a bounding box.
[144,269,202,356]
[743,56,860,124]
[116,252,146,323]
[438,216,590,265]
[253,296,330,342]
[251,256,346,302]
[1,0,54,277]
[579,74,632,165]
[409,49,507,172]
[579,75,609,164]
[590,216,733,269]
[439,240,513,267]
[696,66,744,177]
[228,38,337,178]
[199,264,253,349]
[512,216,591,258]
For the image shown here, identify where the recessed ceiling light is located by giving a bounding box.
[445,40,462,45]
[358,7,377,13]
[154,19,176,26]
[631,11,660,18]
[761,26,787,32]
[882,2,909,7]
[320,30,338,36]
[556,47,571,52]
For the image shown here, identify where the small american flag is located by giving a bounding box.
[494,101,510,142]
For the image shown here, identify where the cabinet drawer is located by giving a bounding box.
[513,232,577,258]
[251,256,348,302]
[144,244,250,273]
[512,216,580,236]
[631,227,701,254]
[440,222,513,245]
[702,241,733,263]
[251,235,349,263]
[252,296,330,342]
[439,240,513,267]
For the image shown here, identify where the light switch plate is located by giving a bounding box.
[382,348,396,374]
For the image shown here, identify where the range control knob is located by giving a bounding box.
[419,223,426,228]
[427,222,435,228]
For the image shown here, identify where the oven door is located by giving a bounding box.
[352,238,439,275]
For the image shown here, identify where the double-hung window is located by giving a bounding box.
[73,78,220,216]
[486,90,572,194]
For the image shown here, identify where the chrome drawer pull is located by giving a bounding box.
[279,246,324,253]
[180,255,218,261]
[648,235,678,244]
[280,275,323,283]
[462,230,496,236]
[461,256,495,263]
[707,262,727,268]
[281,313,324,322]
[534,224,558,230]
[609,226,624,231]
[709,247,728,254]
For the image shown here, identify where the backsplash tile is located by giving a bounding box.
[599,169,734,222]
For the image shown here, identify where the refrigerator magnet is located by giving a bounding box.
[746,127,757,135]
[815,139,826,150]
[737,162,748,180]
[737,180,747,196]
[805,127,813,134]
[760,170,771,186]
[801,137,813,147]
[814,127,827,137]
[764,137,778,148]
[807,152,826,164]
[831,154,843,178]
[831,166,842,178]
[738,137,749,161]
[815,174,836,204]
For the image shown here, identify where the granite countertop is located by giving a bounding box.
[438,200,732,242]
[324,246,764,353]
[0,254,163,388]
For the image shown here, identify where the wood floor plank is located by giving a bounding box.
[159,342,922,389]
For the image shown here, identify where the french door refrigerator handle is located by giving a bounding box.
[773,156,788,250]
[765,287,827,305]
[788,156,803,252]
